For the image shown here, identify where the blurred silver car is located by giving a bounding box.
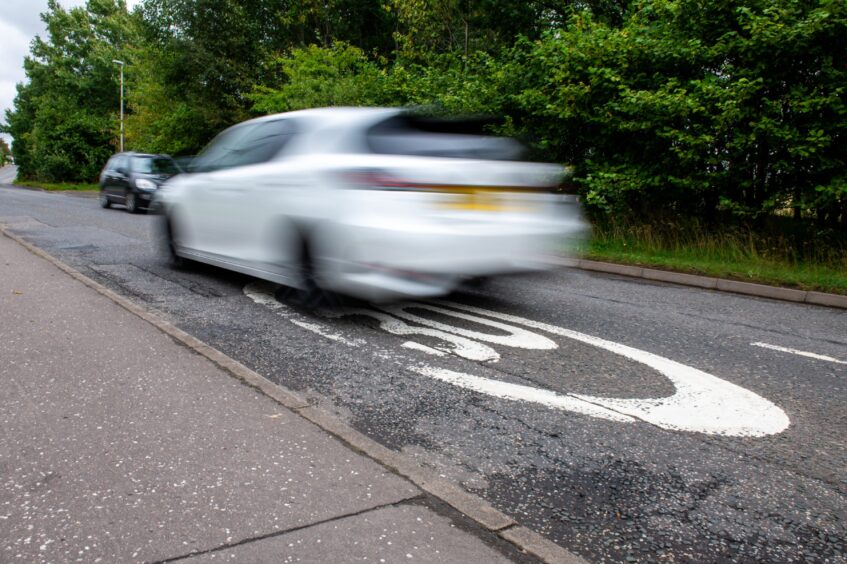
[155,108,587,302]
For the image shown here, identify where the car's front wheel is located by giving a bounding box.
[125,191,139,214]
[99,190,111,209]
[163,217,190,269]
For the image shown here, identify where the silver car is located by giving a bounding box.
[154,108,587,303]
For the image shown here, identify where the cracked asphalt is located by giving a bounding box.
[2,185,845,562]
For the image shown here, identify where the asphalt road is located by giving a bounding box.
[2,185,845,563]
[0,165,17,184]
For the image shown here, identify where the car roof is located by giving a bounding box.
[114,152,173,159]
[239,107,403,128]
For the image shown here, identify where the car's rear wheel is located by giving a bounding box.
[274,238,338,309]
[99,190,111,209]
[125,191,139,214]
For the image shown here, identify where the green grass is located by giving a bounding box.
[577,221,847,295]
[14,179,99,192]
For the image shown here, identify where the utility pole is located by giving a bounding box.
[112,59,124,152]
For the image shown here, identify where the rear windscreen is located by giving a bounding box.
[366,116,526,161]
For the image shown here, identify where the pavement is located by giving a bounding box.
[0,232,531,562]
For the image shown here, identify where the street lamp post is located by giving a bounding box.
[112,59,124,152]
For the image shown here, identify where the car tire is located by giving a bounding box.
[164,218,188,268]
[274,239,338,309]
[99,190,111,209]
[125,191,139,214]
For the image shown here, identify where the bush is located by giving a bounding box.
[249,43,390,113]
[496,1,847,230]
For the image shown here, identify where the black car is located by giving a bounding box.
[99,152,181,213]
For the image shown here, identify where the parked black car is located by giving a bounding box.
[99,152,181,213]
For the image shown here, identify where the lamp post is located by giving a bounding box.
[112,59,124,152]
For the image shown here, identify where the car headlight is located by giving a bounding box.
[135,178,157,191]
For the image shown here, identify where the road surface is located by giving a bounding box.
[0,164,17,184]
[1,185,845,562]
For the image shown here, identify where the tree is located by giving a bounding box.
[250,43,389,113]
[489,0,847,230]
[0,138,11,166]
[128,0,397,155]
[3,0,137,181]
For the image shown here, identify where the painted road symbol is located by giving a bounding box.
[244,283,790,438]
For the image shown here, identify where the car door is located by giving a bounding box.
[110,155,131,200]
[180,120,297,272]
[100,156,118,194]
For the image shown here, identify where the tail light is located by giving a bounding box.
[338,169,556,194]
[338,170,429,191]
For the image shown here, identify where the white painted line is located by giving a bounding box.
[751,342,847,365]
[290,319,363,347]
[402,341,447,356]
[409,364,635,423]
[320,306,500,362]
[379,303,557,350]
[440,301,790,437]
[244,282,364,347]
[243,282,792,437]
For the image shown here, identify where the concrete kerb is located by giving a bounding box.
[1,226,586,564]
[549,256,847,310]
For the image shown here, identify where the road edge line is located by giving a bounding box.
[1,226,586,564]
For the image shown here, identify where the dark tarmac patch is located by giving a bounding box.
[481,461,846,563]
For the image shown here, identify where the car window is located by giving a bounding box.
[366,116,525,161]
[191,124,252,172]
[132,156,180,175]
[113,155,129,173]
[192,120,296,172]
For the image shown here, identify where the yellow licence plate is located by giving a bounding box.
[438,189,502,212]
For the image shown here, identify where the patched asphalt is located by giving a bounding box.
[2,185,846,562]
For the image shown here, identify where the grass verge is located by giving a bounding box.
[14,180,99,192]
[578,221,847,295]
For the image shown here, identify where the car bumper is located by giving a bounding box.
[320,211,586,301]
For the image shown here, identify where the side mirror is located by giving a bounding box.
[116,167,128,176]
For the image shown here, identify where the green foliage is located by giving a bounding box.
[0,138,10,166]
[2,0,136,181]
[250,43,389,113]
[492,0,847,230]
[583,217,847,294]
[2,0,845,245]
[14,180,100,191]
[128,0,396,155]
[389,0,549,60]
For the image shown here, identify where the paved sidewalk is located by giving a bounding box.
[0,234,518,562]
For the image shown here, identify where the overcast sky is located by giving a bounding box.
[0,0,140,145]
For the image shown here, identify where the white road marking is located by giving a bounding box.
[244,282,364,347]
[440,301,790,437]
[378,303,557,350]
[409,365,635,422]
[243,282,791,437]
[244,284,292,316]
[402,341,447,356]
[751,342,847,365]
[289,319,363,347]
[320,307,500,362]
